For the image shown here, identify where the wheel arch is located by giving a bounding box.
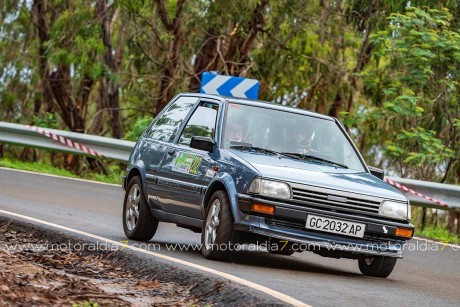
[202,173,242,223]
[126,161,148,200]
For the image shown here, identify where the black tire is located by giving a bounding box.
[122,176,158,241]
[267,240,296,256]
[358,256,397,278]
[201,190,240,261]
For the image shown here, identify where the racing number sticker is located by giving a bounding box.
[173,153,203,175]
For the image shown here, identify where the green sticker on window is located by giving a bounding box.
[173,153,202,175]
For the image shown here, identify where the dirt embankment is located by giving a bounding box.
[0,218,280,306]
[0,222,201,306]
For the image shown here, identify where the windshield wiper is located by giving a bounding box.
[230,145,281,156]
[229,146,347,168]
[281,152,348,169]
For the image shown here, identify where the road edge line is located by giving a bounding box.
[413,236,459,248]
[0,166,120,187]
[0,208,309,307]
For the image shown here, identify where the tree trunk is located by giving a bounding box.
[154,0,186,115]
[48,65,85,133]
[346,28,373,113]
[224,0,269,75]
[96,0,123,138]
[32,0,54,113]
[328,93,344,118]
[90,80,107,135]
[189,30,219,92]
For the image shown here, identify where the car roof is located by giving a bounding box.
[178,92,335,121]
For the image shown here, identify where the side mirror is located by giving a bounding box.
[190,136,215,152]
[368,166,385,180]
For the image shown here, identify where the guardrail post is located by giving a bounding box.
[420,207,427,230]
[448,209,459,235]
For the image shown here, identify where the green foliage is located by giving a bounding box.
[0,157,122,184]
[357,6,460,180]
[32,113,59,129]
[384,128,454,167]
[124,116,154,141]
[47,1,106,79]
[415,226,460,244]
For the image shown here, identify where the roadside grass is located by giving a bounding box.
[0,158,121,184]
[0,158,79,178]
[415,226,460,244]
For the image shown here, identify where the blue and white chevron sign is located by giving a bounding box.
[200,72,260,99]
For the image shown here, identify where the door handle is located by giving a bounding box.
[167,148,175,155]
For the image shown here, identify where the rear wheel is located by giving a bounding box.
[122,176,158,241]
[358,256,397,278]
[201,190,239,261]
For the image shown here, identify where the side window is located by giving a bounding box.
[178,102,219,146]
[147,96,199,142]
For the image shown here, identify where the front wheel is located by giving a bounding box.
[358,256,397,278]
[122,176,158,241]
[201,190,239,261]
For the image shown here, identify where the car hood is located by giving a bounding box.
[232,151,407,202]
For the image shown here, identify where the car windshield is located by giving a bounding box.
[223,103,365,171]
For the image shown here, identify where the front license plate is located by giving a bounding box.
[305,215,366,238]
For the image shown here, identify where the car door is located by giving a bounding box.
[156,99,221,219]
[139,95,199,206]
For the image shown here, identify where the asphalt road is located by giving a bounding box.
[0,168,458,306]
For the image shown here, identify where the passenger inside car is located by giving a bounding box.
[224,116,249,145]
[289,120,315,154]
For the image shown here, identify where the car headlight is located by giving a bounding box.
[379,201,409,220]
[248,178,292,200]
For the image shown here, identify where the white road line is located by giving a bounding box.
[0,209,309,307]
[0,167,120,187]
[413,237,459,248]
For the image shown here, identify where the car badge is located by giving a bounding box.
[327,195,348,203]
[382,226,388,234]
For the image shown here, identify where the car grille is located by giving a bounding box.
[290,185,382,218]
[265,218,304,230]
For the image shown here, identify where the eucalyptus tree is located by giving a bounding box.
[357,7,459,184]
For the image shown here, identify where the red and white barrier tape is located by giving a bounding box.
[29,125,105,158]
[385,178,449,208]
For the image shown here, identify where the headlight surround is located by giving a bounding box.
[248,178,292,200]
[379,200,409,220]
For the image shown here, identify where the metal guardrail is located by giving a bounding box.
[0,122,134,161]
[0,121,458,209]
[386,177,460,209]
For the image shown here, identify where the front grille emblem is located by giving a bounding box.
[327,195,348,203]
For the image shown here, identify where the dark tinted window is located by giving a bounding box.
[147,96,198,142]
[178,102,219,146]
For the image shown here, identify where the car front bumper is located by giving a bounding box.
[234,195,414,258]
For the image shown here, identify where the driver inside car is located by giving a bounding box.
[290,123,315,154]
[224,117,249,145]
